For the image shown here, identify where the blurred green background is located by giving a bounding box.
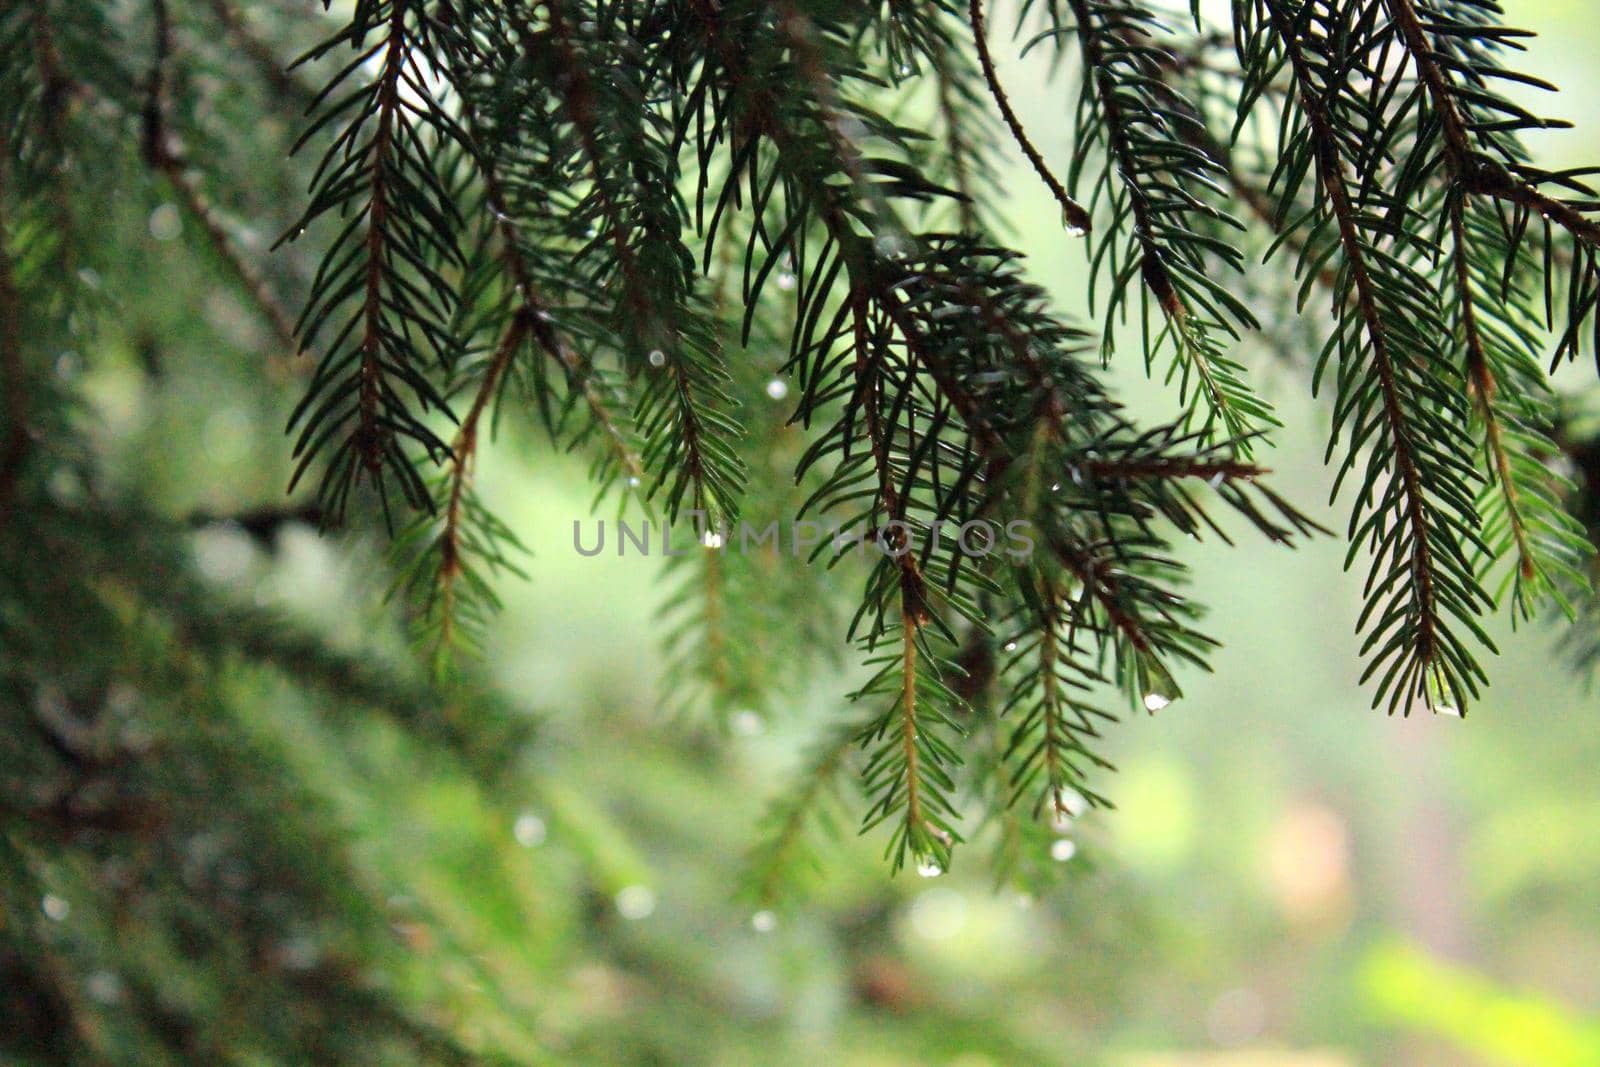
[63,0,1600,1063]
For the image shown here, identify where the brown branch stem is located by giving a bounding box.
[968,0,1091,234]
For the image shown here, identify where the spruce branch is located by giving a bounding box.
[533,0,742,524]
[20,0,1596,899]
[999,590,1116,824]
[473,160,645,491]
[1383,0,1600,364]
[1243,0,1492,714]
[741,716,862,905]
[1026,0,1272,446]
[283,0,467,525]
[436,9,646,485]
[428,310,530,668]
[1379,0,1595,614]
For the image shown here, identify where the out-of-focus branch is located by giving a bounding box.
[0,187,28,519]
[142,0,307,378]
[201,0,320,110]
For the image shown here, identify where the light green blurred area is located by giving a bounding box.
[87,0,1600,1063]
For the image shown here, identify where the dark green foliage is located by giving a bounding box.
[6,0,1600,1058]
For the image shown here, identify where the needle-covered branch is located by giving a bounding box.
[16,0,1600,897]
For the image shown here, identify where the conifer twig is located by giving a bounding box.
[353,2,411,480]
[1267,1,1446,699]
[1387,0,1580,594]
[967,0,1090,234]
[434,310,530,654]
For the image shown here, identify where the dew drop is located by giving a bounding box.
[1050,838,1078,862]
[1061,206,1088,237]
[776,271,796,291]
[750,909,778,933]
[647,349,666,367]
[513,812,547,848]
[702,528,725,549]
[86,970,123,1005]
[731,709,763,737]
[916,857,945,878]
[1003,640,1018,652]
[1141,662,1179,713]
[41,894,69,921]
[765,377,789,400]
[627,475,642,489]
[148,203,182,242]
[615,885,656,920]
[1435,704,1462,718]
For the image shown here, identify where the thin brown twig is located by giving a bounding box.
[967,0,1091,235]
[1452,198,1536,581]
[432,310,532,652]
